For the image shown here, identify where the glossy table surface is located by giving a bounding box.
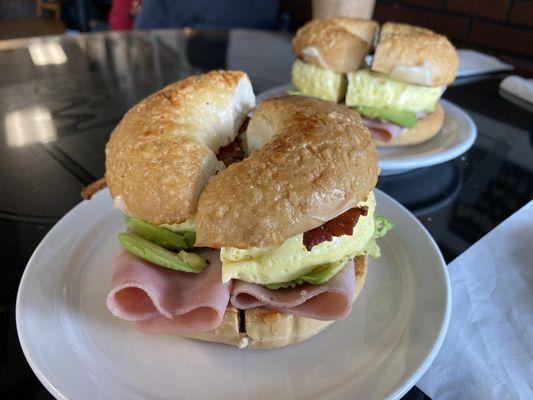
[1,29,532,399]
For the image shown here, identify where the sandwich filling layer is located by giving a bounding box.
[220,192,381,285]
[346,70,445,141]
[346,69,442,114]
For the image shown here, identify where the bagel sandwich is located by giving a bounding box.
[290,20,458,146]
[104,72,392,349]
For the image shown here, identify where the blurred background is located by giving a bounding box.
[1,0,532,73]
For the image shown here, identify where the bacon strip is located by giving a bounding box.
[303,206,368,251]
[81,177,107,200]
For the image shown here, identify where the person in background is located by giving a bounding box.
[134,0,280,30]
[109,0,142,30]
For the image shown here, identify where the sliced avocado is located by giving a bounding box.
[286,89,304,96]
[118,233,206,273]
[298,256,349,284]
[356,106,417,128]
[264,278,305,290]
[265,257,349,289]
[181,231,196,248]
[125,216,191,250]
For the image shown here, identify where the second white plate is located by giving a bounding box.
[256,84,477,175]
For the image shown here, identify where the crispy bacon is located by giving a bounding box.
[216,117,250,167]
[81,177,107,200]
[303,206,368,251]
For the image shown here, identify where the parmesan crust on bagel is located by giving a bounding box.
[195,95,378,249]
[372,22,458,87]
[105,70,255,225]
[293,17,378,73]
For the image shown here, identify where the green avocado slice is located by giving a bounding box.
[118,233,206,273]
[286,89,304,96]
[181,231,196,248]
[355,106,417,128]
[298,256,349,284]
[125,216,193,250]
[264,278,306,290]
[265,257,349,289]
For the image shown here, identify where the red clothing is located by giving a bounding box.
[109,0,134,30]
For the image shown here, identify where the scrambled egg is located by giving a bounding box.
[291,59,347,103]
[221,193,376,284]
[346,70,442,113]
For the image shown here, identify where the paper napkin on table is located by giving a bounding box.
[417,201,533,400]
[500,76,533,105]
[457,49,513,77]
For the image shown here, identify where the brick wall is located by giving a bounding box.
[373,0,533,66]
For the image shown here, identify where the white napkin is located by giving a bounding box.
[457,49,513,77]
[500,76,533,105]
[417,201,533,400]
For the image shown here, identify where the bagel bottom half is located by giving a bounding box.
[180,255,368,349]
[376,102,444,147]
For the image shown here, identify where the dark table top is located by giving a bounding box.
[0,29,532,400]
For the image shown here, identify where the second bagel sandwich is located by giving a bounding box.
[104,71,392,349]
[291,19,458,146]
[346,22,457,146]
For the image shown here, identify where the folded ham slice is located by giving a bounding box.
[362,117,405,143]
[106,249,232,334]
[230,259,356,320]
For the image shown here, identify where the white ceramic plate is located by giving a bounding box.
[256,84,477,175]
[17,189,450,400]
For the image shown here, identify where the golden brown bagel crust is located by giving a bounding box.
[105,71,254,225]
[182,256,368,349]
[380,23,432,36]
[372,22,458,86]
[377,102,444,147]
[293,18,378,73]
[195,96,378,249]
